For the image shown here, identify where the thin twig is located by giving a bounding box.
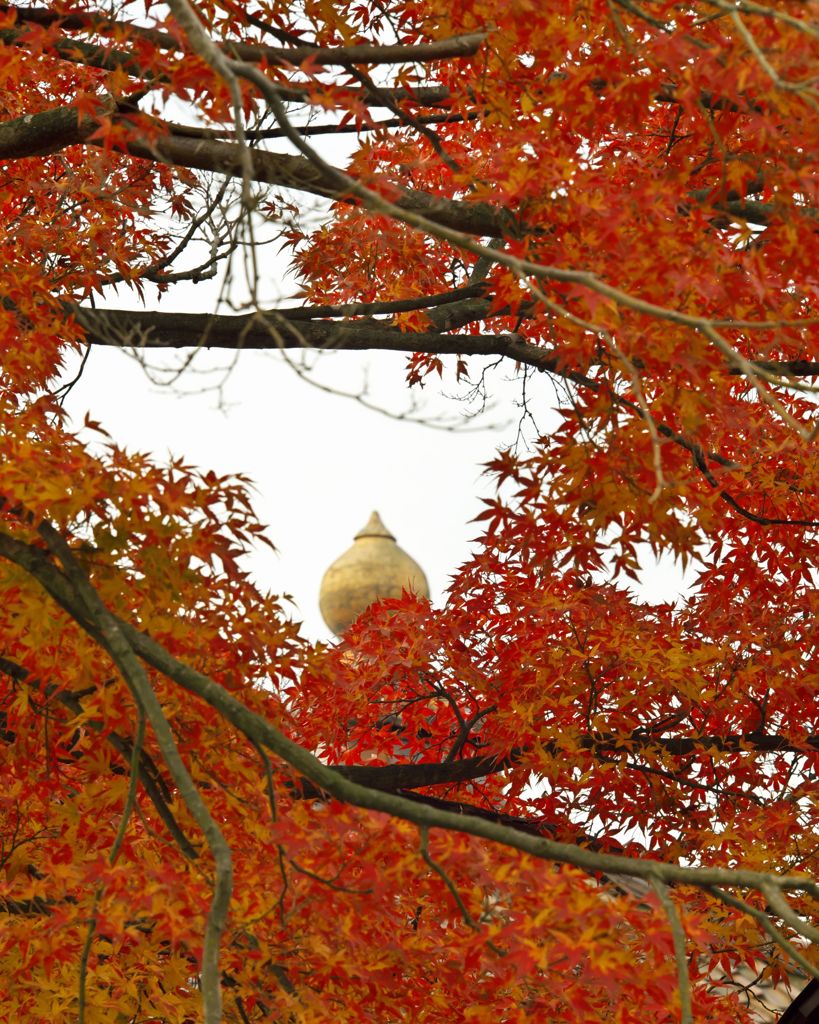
[419,825,504,955]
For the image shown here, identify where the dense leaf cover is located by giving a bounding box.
[0,0,817,1021]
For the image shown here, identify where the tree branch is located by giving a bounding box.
[0,98,114,158]
[74,304,819,382]
[5,8,488,68]
[330,728,819,793]
[117,129,518,236]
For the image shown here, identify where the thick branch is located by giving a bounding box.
[335,730,819,793]
[222,30,489,67]
[0,101,512,235]
[5,8,487,68]
[332,751,518,790]
[2,15,454,105]
[74,305,819,380]
[74,303,516,353]
[733,359,819,377]
[0,100,113,158]
[119,131,516,237]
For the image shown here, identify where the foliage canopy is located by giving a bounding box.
[0,0,817,1021]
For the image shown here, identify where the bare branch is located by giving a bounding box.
[5,8,488,67]
[0,98,114,159]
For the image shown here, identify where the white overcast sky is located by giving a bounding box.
[59,303,690,642]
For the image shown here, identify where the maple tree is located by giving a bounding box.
[0,0,817,1021]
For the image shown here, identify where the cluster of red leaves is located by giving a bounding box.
[0,0,816,1021]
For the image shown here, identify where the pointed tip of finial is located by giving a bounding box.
[319,510,430,634]
[354,510,395,541]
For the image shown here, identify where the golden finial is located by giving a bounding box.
[319,511,430,635]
